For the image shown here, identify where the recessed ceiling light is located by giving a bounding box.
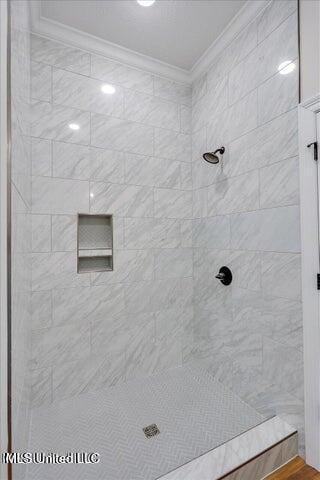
[278,60,296,75]
[90,192,94,198]
[68,123,80,131]
[137,0,155,6]
[101,84,116,95]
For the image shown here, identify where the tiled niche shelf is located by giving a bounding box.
[77,214,113,273]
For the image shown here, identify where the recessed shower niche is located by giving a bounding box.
[77,214,113,273]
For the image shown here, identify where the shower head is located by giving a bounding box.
[203,147,225,164]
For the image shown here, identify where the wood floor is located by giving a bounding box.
[266,457,320,479]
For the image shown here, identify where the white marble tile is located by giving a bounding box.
[191,93,208,133]
[180,162,192,192]
[124,313,158,381]
[228,90,258,141]
[229,250,261,292]
[91,113,154,156]
[32,176,89,214]
[207,20,257,90]
[207,171,259,215]
[227,109,298,176]
[52,284,125,326]
[125,154,181,189]
[230,288,268,366]
[193,216,230,249]
[180,105,192,134]
[261,252,301,300]
[154,188,192,219]
[263,337,304,400]
[32,214,51,252]
[31,291,52,330]
[228,13,298,105]
[206,108,230,153]
[193,291,232,356]
[91,314,131,356]
[262,294,303,350]
[192,74,207,105]
[204,75,228,121]
[53,68,124,117]
[90,147,125,183]
[155,308,192,343]
[125,278,185,315]
[90,181,153,217]
[11,130,32,209]
[124,90,180,131]
[257,0,297,42]
[32,100,90,145]
[193,188,207,218]
[124,218,181,249]
[257,12,298,83]
[154,248,193,279]
[91,54,153,95]
[260,157,299,208]
[194,274,232,316]
[31,137,52,177]
[32,251,90,291]
[258,68,298,125]
[181,220,193,248]
[30,368,52,407]
[31,34,90,75]
[52,351,127,401]
[231,205,301,252]
[31,61,52,102]
[52,215,77,252]
[91,249,154,285]
[192,156,227,189]
[155,128,191,162]
[31,322,90,369]
[124,154,154,187]
[52,141,90,180]
[154,77,191,106]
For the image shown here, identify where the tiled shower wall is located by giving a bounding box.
[190,0,303,449]
[29,34,193,405]
[10,0,32,473]
[29,0,303,450]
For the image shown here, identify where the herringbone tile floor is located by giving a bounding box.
[27,364,266,480]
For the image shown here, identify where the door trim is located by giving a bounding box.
[298,94,320,470]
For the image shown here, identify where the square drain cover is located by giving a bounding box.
[143,424,160,438]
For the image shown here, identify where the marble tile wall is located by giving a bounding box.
[10,0,32,477]
[29,33,193,405]
[190,0,303,452]
[28,0,304,454]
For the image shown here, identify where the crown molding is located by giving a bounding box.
[29,0,190,84]
[190,0,270,82]
[30,0,271,85]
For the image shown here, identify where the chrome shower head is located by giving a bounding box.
[203,146,225,164]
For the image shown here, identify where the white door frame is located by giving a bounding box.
[0,1,9,479]
[299,94,320,470]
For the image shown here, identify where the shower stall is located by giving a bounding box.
[4,0,304,479]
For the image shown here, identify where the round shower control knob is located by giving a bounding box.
[215,266,232,286]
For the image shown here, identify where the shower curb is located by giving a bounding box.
[159,416,298,480]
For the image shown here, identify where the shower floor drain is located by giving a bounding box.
[143,424,160,438]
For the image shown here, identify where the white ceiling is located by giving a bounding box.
[40,0,246,70]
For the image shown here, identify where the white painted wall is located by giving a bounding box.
[300,0,320,101]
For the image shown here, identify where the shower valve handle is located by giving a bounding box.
[215,266,232,286]
[215,272,226,280]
